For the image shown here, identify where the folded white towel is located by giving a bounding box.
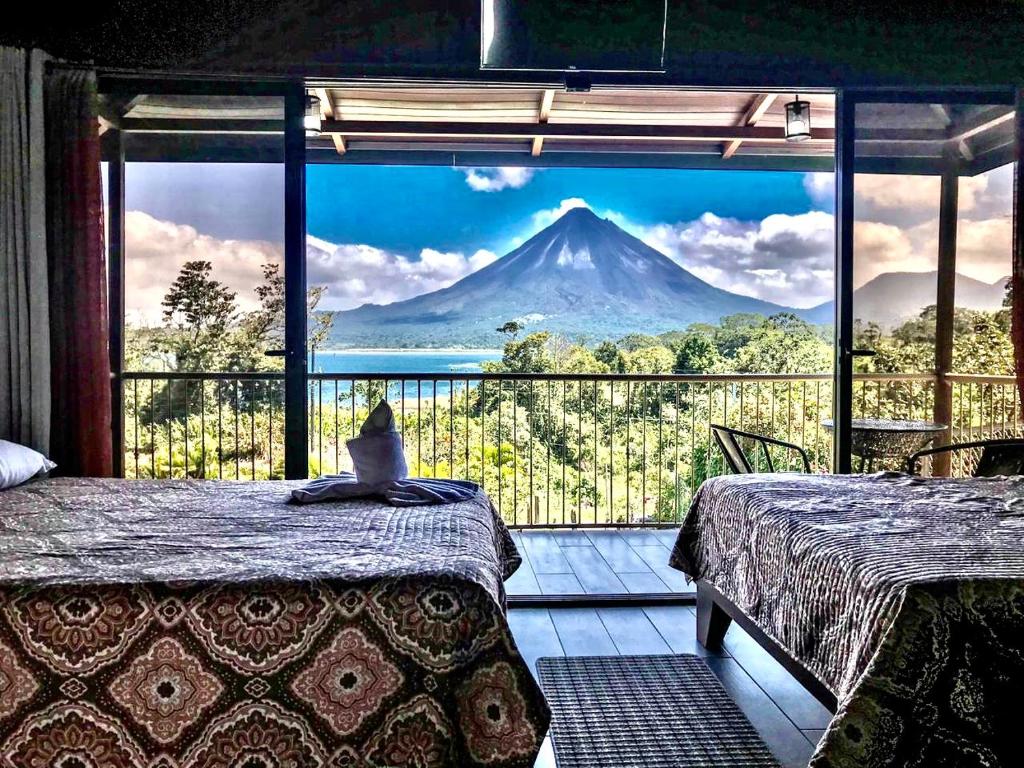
[345,400,408,485]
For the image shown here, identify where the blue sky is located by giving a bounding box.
[126,163,822,257]
[306,165,821,257]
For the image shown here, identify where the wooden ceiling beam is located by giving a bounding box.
[952,108,1014,142]
[314,88,334,118]
[321,119,834,143]
[539,89,555,122]
[723,93,777,159]
[531,89,556,157]
[313,88,346,155]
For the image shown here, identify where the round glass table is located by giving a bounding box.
[822,418,947,471]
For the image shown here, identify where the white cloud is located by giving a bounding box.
[124,211,282,325]
[306,240,497,311]
[531,197,592,228]
[527,197,634,240]
[461,167,535,192]
[803,173,834,207]
[634,210,836,307]
[124,211,499,322]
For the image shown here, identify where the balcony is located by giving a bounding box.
[119,371,1021,527]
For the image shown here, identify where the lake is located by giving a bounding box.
[309,349,503,401]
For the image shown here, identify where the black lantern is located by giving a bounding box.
[784,96,811,142]
[304,94,323,137]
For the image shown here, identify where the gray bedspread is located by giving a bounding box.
[0,478,548,768]
[670,472,1024,768]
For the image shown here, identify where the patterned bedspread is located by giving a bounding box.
[670,472,1024,768]
[0,478,549,768]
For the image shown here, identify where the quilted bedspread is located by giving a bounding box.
[671,472,1024,768]
[0,478,549,768]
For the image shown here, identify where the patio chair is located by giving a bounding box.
[710,424,812,474]
[905,438,1024,477]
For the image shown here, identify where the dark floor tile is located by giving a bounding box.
[549,608,619,656]
[561,545,627,594]
[519,532,572,574]
[616,529,665,548]
[507,609,563,677]
[704,656,816,768]
[802,729,826,746]
[653,528,682,548]
[597,607,673,655]
[537,573,584,595]
[506,557,541,596]
[549,531,595,546]
[618,571,672,594]
[642,605,723,657]
[724,627,833,730]
[583,529,650,572]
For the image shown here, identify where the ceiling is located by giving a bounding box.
[101,86,1014,175]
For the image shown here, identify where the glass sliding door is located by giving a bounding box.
[100,81,309,479]
[835,90,1019,474]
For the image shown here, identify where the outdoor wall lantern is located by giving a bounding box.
[304,94,323,137]
[784,95,811,142]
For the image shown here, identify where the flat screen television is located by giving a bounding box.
[481,0,668,72]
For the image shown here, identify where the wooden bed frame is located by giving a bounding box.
[696,580,839,713]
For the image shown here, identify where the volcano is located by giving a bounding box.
[323,207,803,347]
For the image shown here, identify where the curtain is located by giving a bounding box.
[1014,94,1024,412]
[44,65,112,477]
[0,48,51,454]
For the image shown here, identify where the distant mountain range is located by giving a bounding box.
[804,271,1009,328]
[314,208,1010,348]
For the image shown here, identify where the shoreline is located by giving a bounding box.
[316,348,502,355]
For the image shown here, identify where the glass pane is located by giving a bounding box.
[105,93,287,479]
[850,100,1017,474]
[305,159,838,522]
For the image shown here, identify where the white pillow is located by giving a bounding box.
[0,439,57,490]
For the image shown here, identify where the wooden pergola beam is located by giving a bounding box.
[539,89,555,122]
[314,88,346,155]
[321,119,835,143]
[724,93,777,159]
[952,108,1014,142]
[531,89,556,156]
[314,88,334,118]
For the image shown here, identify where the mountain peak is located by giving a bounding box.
[557,206,602,223]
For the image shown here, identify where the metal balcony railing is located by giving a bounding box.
[118,370,1020,526]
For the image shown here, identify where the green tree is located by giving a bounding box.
[486,330,555,373]
[160,260,237,371]
[496,320,524,339]
[625,345,675,373]
[733,313,831,374]
[616,333,661,352]
[674,334,721,373]
[561,344,609,374]
[594,340,626,373]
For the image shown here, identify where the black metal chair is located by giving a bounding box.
[906,438,1024,477]
[710,424,812,474]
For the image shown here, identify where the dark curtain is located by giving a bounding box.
[44,66,112,477]
[1014,95,1024,412]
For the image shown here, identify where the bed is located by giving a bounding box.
[0,477,549,768]
[671,472,1024,768]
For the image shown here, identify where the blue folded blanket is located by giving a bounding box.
[290,472,481,507]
